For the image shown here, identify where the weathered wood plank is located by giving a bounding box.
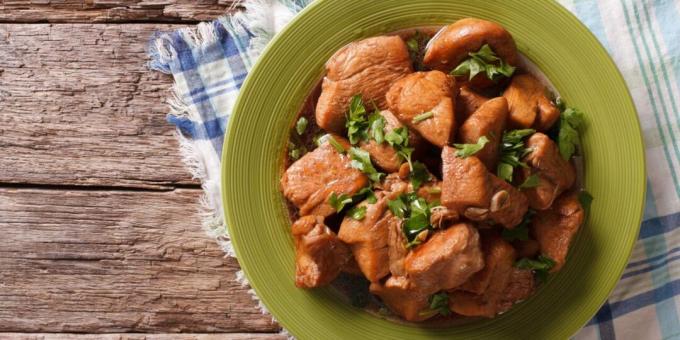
[0,1,239,23]
[0,334,285,340]
[0,188,279,333]
[0,24,203,189]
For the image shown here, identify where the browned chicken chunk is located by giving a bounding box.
[441,147,492,220]
[316,36,413,133]
[292,216,351,288]
[281,135,369,217]
[404,223,485,293]
[449,234,516,318]
[424,18,518,88]
[531,192,585,272]
[458,97,508,171]
[459,233,516,295]
[489,175,529,229]
[369,276,432,322]
[521,133,576,210]
[497,268,535,313]
[386,71,456,147]
[502,74,561,131]
[360,110,420,173]
[456,85,490,121]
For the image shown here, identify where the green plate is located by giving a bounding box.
[222,0,645,338]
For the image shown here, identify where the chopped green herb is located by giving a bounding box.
[312,133,325,147]
[387,196,408,218]
[385,127,408,147]
[348,147,385,183]
[422,292,451,317]
[287,140,306,160]
[412,111,434,124]
[558,107,585,159]
[368,112,386,144]
[406,30,429,71]
[454,136,489,158]
[519,174,540,189]
[497,129,535,182]
[295,116,308,135]
[329,192,353,212]
[515,254,556,283]
[409,161,430,190]
[322,135,346,154]
[346,95,369,144]
[451,44,516,81]
[578,190,594,214]
[502,209,535,242]
[427,186,442,194]
[388,193,438,248]
[355,187,378,204]
[347,205,367,220]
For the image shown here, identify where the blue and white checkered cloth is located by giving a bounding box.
[148,0,680,338]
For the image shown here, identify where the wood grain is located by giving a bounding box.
[0,1,240,23]
[0,188,279,333]
[0,23,202,189]
[0,335,285,340]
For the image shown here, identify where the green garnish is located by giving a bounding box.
[345,95,386,145]
[453,136,489,158]
[558,107,585,160]
[578,190,594,214]
[519,174,540,189]
[406,30,429,71]
[497,129,535,182]
[427,186,442,194]
[412,111,434,124]
[288,140,306,160]
[388,193,438,248]
[347,205,367,220]
[348,147,385,183]
[419,292,450,317]
[501,209,535,242]
[323,135,346,154]
[451,44,516,81]
[295,116,308,135]
[356,187,378,204]
[329,192,353,212]
[409,161,430,190]
[385,127,408,146]
[515,254,556,283]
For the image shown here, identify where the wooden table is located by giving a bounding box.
[0,2,283,339]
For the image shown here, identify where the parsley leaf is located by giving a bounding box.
[368,112,386,144]
[412,111,434,124]
[385,127,408,147]
[502,209,535,242]
[387,196,408,218]
[319,134,346,154]
[453,136,489,158]
[451,44,516,81]
[295,116,308,135]
[346,95,369,144]
[409,161,430,190]
[355,187,378,204]
[519,174,540,189]
[497,129,535,182]
[419,292,450,317]
[515,254,556,283]
[348,147,385,183]
[558,107,585,159]
[578,190,594,214]
[406,30,429,71]
[287,140,306,160]
[388,193,438,248]
[329,192,353,212]
[347,205,367,220]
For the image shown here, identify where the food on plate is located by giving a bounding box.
[281,17,590,323]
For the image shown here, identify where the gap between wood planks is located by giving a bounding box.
[0,182,202,193]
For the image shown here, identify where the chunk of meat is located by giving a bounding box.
[387,216,409,276]
[338,193,392,282]
[502,74,561,131]
[359,110,420,172]
[456,85,490,121]
[531,192,585,272]
[497,268,535,313]
[521,133,576,210]
[488,175,529,229]
[369,276,432,322]
[292,216,351,288]
[458,97,508,171]
[441,147,492,219]
[316,36,413,133]
[459,233,516,295]
[404,223,485,293]
[281,135,368,217]
[386,71,456,147]
[424,18,518,88]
